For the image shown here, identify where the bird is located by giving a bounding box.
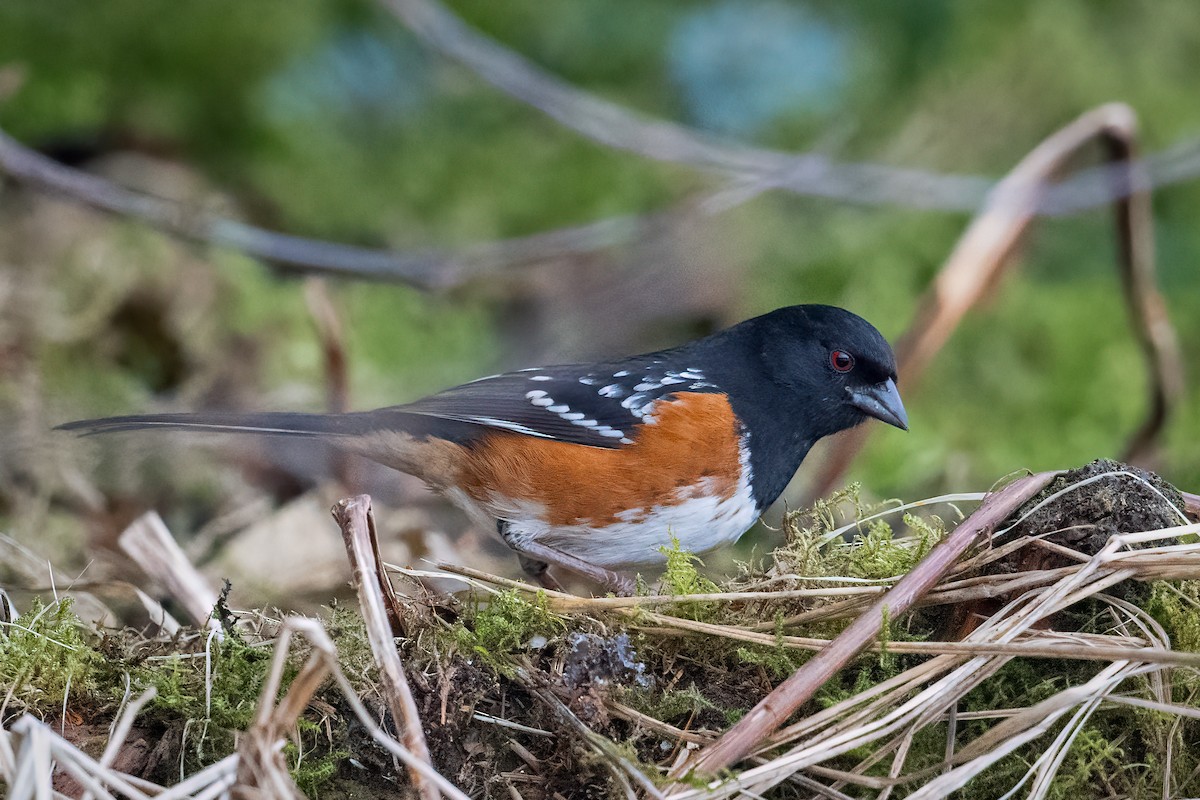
[59,304,907,594]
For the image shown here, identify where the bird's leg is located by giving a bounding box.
[497,520,636,596]
[516,554,565,592]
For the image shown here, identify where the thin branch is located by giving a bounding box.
[381,0,990,210]
[382,0,1200,213]
[1104,124,1186,464]
[809,103,1185,498]
[0,126,682,289]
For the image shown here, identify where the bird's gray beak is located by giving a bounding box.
[848,377,908,431]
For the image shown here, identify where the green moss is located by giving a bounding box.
[0,598,106,716]
[450,589,565,672]
[1148,580,1200,652]
[734,613,809,681]
[624,683,721,723]
[286,718,350,797]
[322,601,378,688]
[1046,727,1126,799]
[734,644,808,682]
[778,483,869,575]
[138,631,278,769]
[657,534,720,621]
[775,484,946,586]
[842,514,945,581]
[658,534,720,596]
[143,636,271,729]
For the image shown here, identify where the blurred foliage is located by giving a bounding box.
[2,0,1200,527]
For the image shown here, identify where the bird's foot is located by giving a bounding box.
[510,539,636,596]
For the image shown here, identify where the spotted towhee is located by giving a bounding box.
[60,304,907,594]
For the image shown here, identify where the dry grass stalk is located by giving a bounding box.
[0,613,471,797]
[812,103,1184,498]
[2,468,1198,796]
[675,471,1059,778]
[0,595,466,797]
[410,468,1199,797]
[331,494,439,800]
[117,511,220,633]
[246,617,468,799]
[660,519,1199,798]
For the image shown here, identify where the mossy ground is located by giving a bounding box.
[2,464,1199,798]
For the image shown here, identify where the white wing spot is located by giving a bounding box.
[578,376,597,385]
[530,397,555,407]
[547,404,570,414]
[620,393,648,411]
[529,375,553,381]
[560,412,585,421]
[679,370,704,380]
[634,381,660,392]
[613,370,630,377]
[525,390,548,400]
[660,375,686,385]
[598,384,625,398]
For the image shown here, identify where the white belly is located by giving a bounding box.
[445,458,761,570]
[537,483,760,568]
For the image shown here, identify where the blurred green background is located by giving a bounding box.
[2,0,1199,593]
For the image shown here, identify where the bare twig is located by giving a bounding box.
[383,0,1200,213]
[117,511,220,633]
[332,494,437,799]
[380,0,990,210]
[304,278,358,488]
[810,104,1184,497]
[676,471,1058,779]
[303,278,350,416]
[0,126,683,289]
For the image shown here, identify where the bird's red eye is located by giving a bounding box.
[830,350,855,372]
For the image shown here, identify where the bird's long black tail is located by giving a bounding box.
[57,408,482,483]
[56,410,394,439]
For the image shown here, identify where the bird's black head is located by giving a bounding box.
[752,304,907,437]
[705,304,906,509]
[656,304,908,509]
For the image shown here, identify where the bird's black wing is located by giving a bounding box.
[396,356,721,448]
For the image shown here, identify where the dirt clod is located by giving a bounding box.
[1008,459,1183,564]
